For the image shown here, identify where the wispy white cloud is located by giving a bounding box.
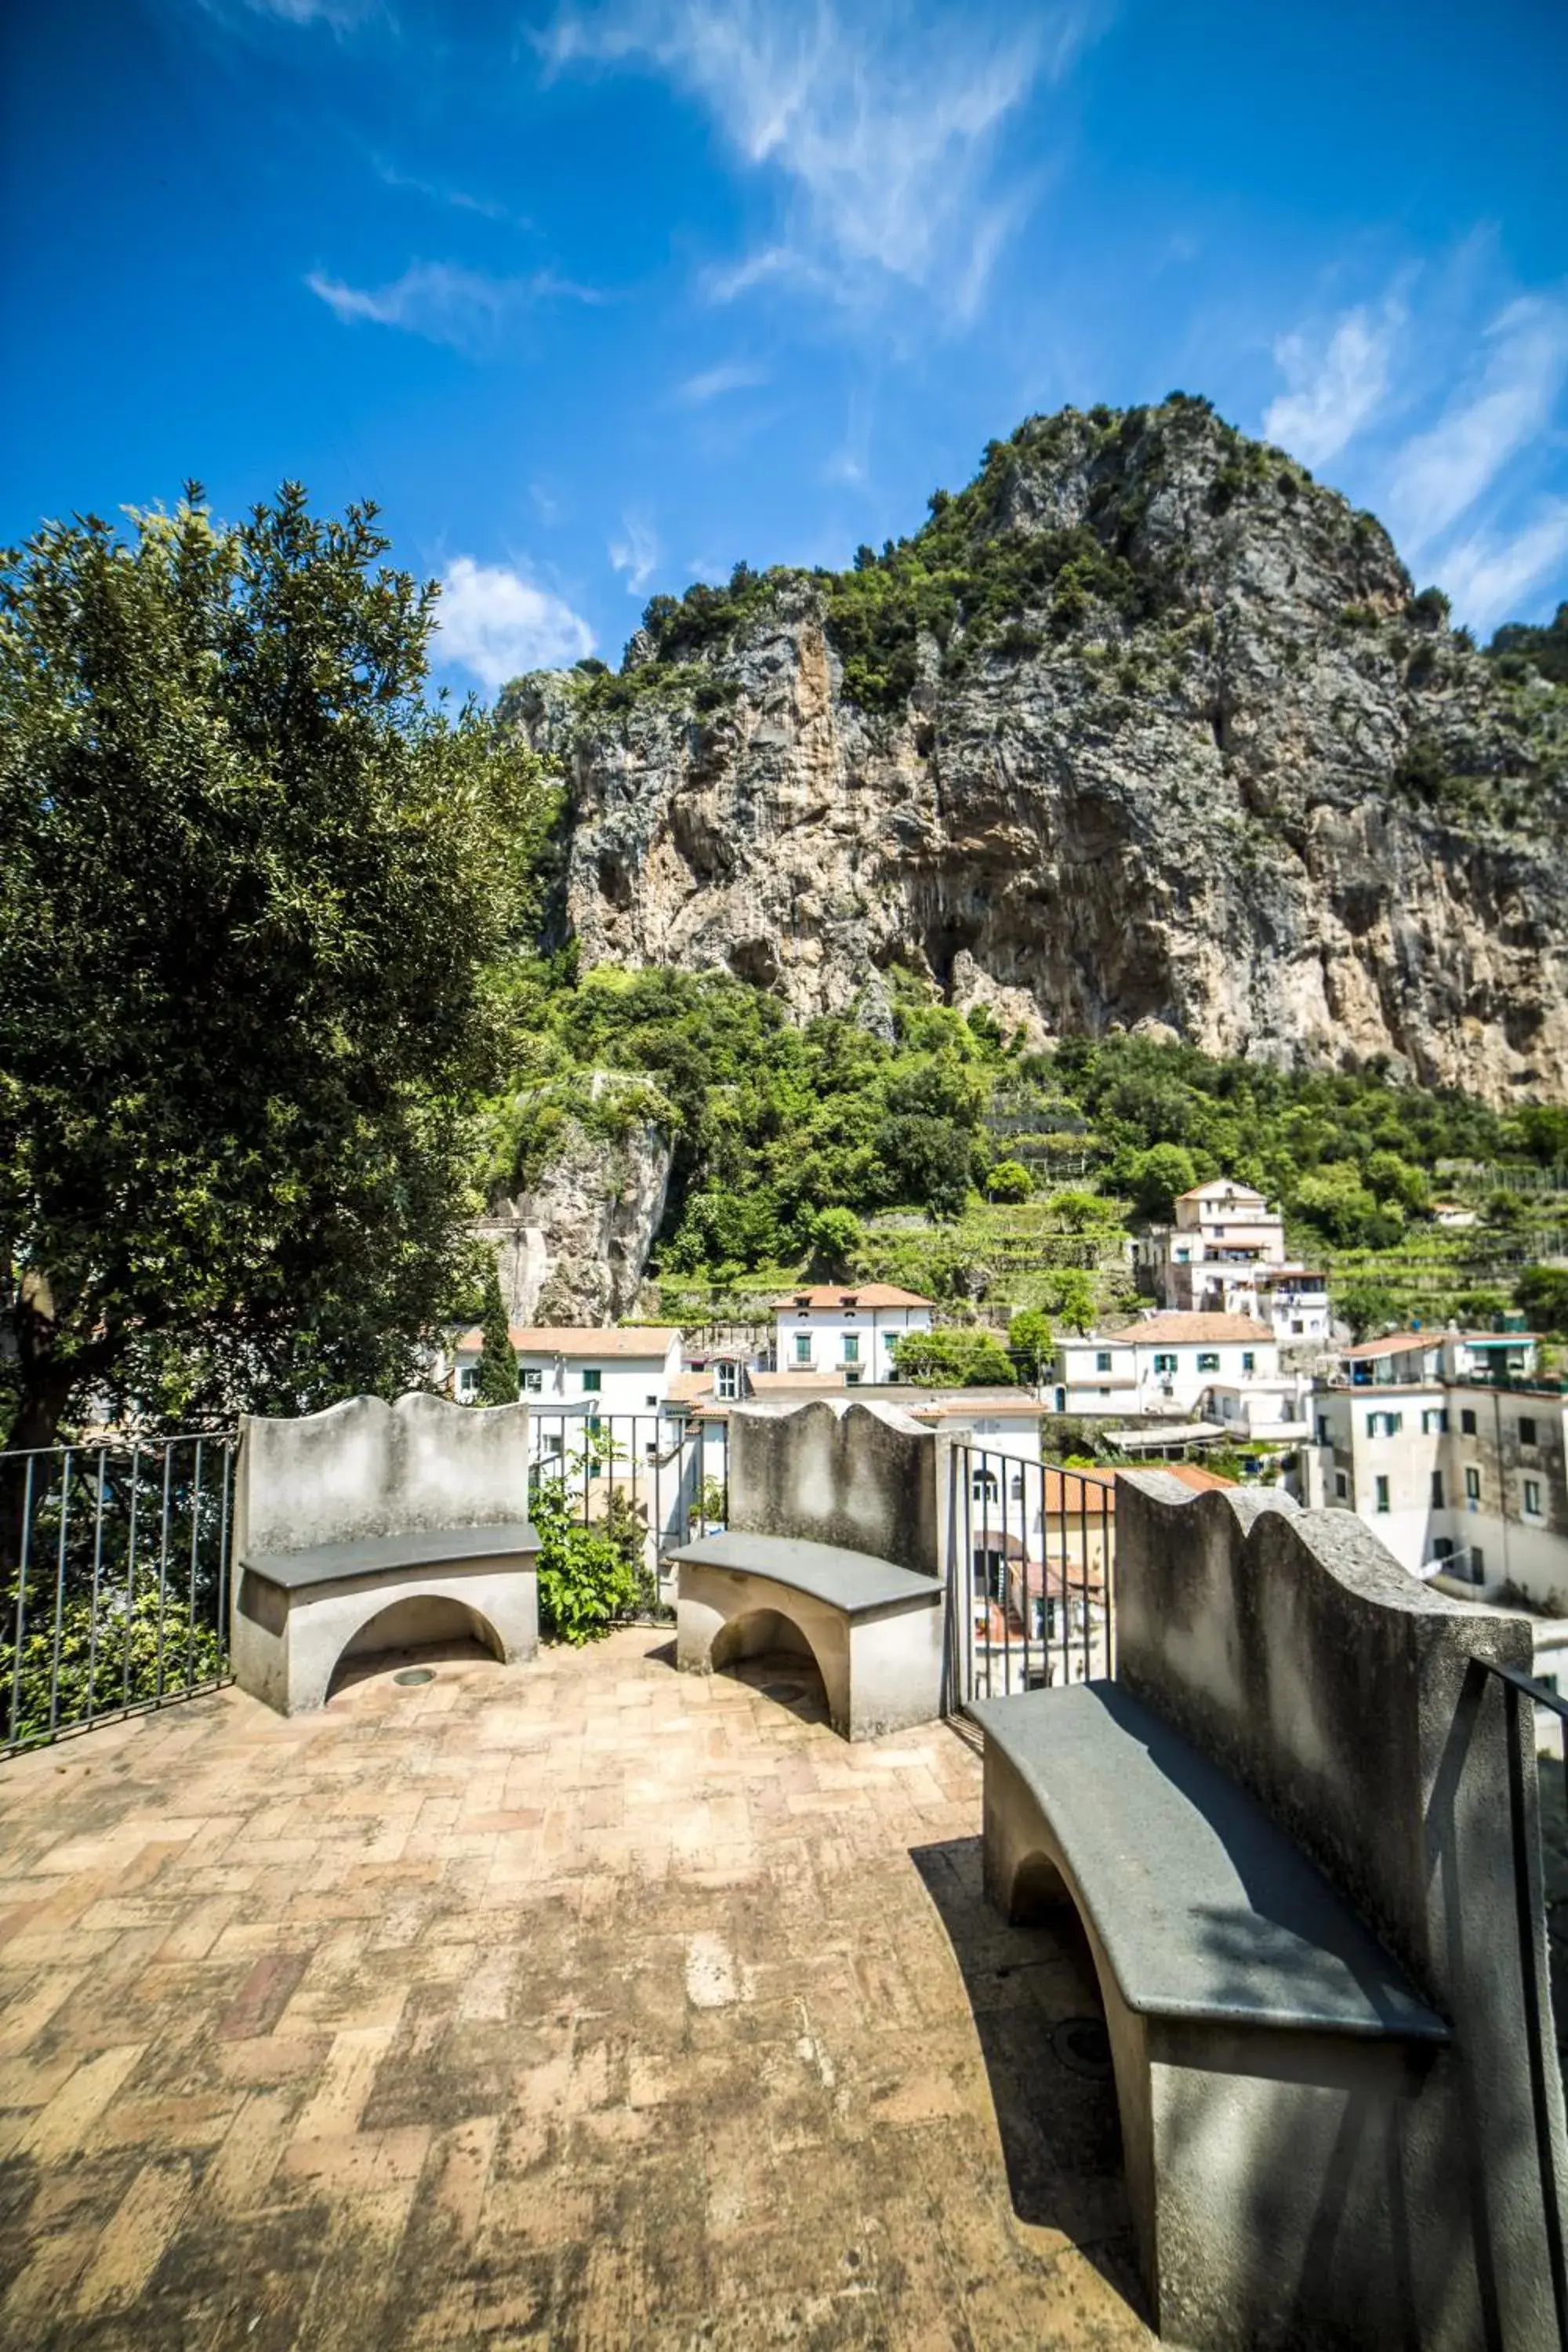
[543,1,1109,320]
[435,558,594,688]
[205,0,379,25]
[1262,296,1405,469]
[306,260,597,350]
[609,511,659,593]
[1387,296,1568,554]
[676,359,768,403]
[374,160,523,226]
[1437,501,1568,633]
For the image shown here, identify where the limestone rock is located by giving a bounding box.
[474,1117,672,1327]
[506,399,1568,1109]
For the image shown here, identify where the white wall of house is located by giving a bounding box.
[773,1295,932,1385]
[1055,1320,1281,1418]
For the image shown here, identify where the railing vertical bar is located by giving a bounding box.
[122,1445,140,1715]
[48,1452,72,1736]
[154,1443,173,1704]
[9,1455,38,1751]
[216,1438,233,1680]
[1079,1478,1092,1684]
[85,1448,107,1726]
[185,1438,203,1689]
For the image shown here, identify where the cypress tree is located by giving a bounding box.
[475,1261,519,1406]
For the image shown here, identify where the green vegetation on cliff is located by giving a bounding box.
[485,960,1563,1330]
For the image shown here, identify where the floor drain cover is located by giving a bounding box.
[1051,2016,1113,2078]
[393,1667,435,1687]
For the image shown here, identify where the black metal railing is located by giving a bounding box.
[2,1432,236,1759]
[1477,1658,1568,2343]
[525,1407,728,1620]
[946,1445,1116,1710]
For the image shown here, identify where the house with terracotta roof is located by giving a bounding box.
[769,1283,934,1386]
[1052,1311,1292,1423]
[1136,1178,1330,1345]
[447,1323,684,1419]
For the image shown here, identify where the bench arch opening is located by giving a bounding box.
[710,1605,830,1710]
[325,1592,506,1698]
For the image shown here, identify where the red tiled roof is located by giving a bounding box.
[770,1285,934,1309]
[452,1326,681,1358]
[1131,1312,1272,1344]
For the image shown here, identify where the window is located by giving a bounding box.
[1010,1473,1026,1503]
[582,1369,602,1394]
[521,1367,543,1394]
[1524,1479,1544,1519]
[459,1367,478,1396]
[842,1334,859,1363]
[1242,1351,1255,1374]
[1461,1409,1477,1436]
[1421,1407,1446,1435]
[845,1370,862,1386]
[1430,1471,1444,1508]
[1196,1351,1220,1373]
[1375,1475,1390,1514]
[794,1334,811,1366]
[716,1362,738,1400]
[1367,1411,1403,1439]
[1152,1352,1178,1375]
[1335,1471,1348,1501]
[1465,1466,1481,1503]
[1095,1349,1112,1373]
[1316,1415,1330,1445]
[1519,1416,1538,1447]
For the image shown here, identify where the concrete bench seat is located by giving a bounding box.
[976,1676,1454,2347]
[670,1403,951,1742]
[230,1395,541,1716]
[241,1522,541,1593]
[670,1531,941,1619]
[973,1680,1449,2045]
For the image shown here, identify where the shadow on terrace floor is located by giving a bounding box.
[911,1836,1149,2327]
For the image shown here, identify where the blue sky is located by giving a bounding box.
[4,0,1567,697]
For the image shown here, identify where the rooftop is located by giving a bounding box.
[452,1326,683,1359]
[770,1286,934,1310]
[1129,1312,1274,1345]
[0,1635,1150,2348]
[1341,1329,1541,1362]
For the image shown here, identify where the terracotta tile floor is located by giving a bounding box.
[0,1631,1152,2350]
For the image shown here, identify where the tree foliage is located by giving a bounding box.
[891,1327,1016,1386]
[0,484,552,1453]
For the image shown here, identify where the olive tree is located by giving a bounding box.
[0,484,552,1462]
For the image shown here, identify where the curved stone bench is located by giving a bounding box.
[230,1393,541,1716]
[235,1523,541,1715]
[975,1680,1450,2349]
[670,1531,944,1740]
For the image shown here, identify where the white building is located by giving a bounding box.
[769,1284,934,1386]
[1139,1180,1330,1346]
[1304,1349,1567,1715]
[1052,1312,1293,1425]
[448,1323,684,1417]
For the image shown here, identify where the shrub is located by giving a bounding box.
[985,1160,1033,1203]
[0,1589,223,1749]
[1008,1308,1054,1381]
[530,1462,644,1644]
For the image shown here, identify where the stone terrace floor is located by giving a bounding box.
[0,1630,1152,2351]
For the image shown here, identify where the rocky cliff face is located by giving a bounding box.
[474,1116,671,1326]
[509,397,1568,1107]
